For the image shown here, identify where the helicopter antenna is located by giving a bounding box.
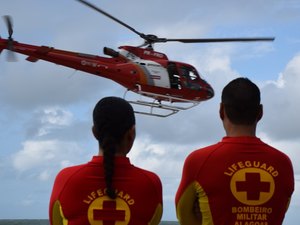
[76,0,275,47]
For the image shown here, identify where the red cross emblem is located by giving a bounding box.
[230,168,275,205]
[93,201,126,225]
[236,172,271,200]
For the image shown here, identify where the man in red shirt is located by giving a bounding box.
[176,78,294,225]
[50,97,162,225]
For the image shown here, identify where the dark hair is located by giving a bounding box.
[93,97,135,199]
[221,77,261,125]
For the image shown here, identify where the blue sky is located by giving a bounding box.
[0,0,300,224]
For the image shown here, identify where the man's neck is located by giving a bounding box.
[224,123,257,137]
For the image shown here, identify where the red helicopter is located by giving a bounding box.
[0,0,274,117]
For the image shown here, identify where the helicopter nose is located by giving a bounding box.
[207,86,214,98]
[204,83,214,99]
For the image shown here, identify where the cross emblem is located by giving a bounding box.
[93,200,126,225]
[236,172,271,200]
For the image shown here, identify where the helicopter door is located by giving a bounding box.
[141,60,171,88]
[179,66,201,90]
[167,62,181,89]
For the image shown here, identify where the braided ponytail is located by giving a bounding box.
[101,136,117,199]
[93,97,135,199]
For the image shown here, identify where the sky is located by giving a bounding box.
[0,0,300,223]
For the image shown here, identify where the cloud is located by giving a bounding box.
[12,140,86,181]
[258,132,300,175]
[24,106,94,144]
[129,136,190,176]
[25,106,73,138]
[261,53,300,140]
[15,141,54,170]
[0,60,120,110]
[8,105,95,183]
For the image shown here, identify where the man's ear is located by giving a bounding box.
[257,104,263,122]
[219,103,225,121]
[92,126,99,140]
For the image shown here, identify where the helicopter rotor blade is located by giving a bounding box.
[2,15,17,61]
[76,0,275,46]
[162,37,275,43]
[3,15,13,39]
[76,0,145,38]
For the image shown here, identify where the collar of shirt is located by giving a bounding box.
[89,155,131,165]
[221,136,262,144]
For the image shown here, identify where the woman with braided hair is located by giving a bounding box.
[49,97,163,225]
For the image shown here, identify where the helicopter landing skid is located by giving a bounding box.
[124,88,200,117]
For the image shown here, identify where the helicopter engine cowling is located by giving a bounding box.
[103,47,119,57]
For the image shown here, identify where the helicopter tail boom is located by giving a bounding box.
[0,37,137,90]
[0,43,4,54]
[0,37,5,53]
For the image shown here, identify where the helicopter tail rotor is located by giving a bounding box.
[2,15,17,61]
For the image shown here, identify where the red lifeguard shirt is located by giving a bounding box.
[176,136,294,225]
[50,156,162,225]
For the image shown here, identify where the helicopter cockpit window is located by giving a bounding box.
[181,67,199,81]
[180,66,201,90]
[189,70,198,81]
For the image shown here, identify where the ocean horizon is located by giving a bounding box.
[0,220,179,225]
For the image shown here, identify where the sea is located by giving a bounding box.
[0,220,179,225]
